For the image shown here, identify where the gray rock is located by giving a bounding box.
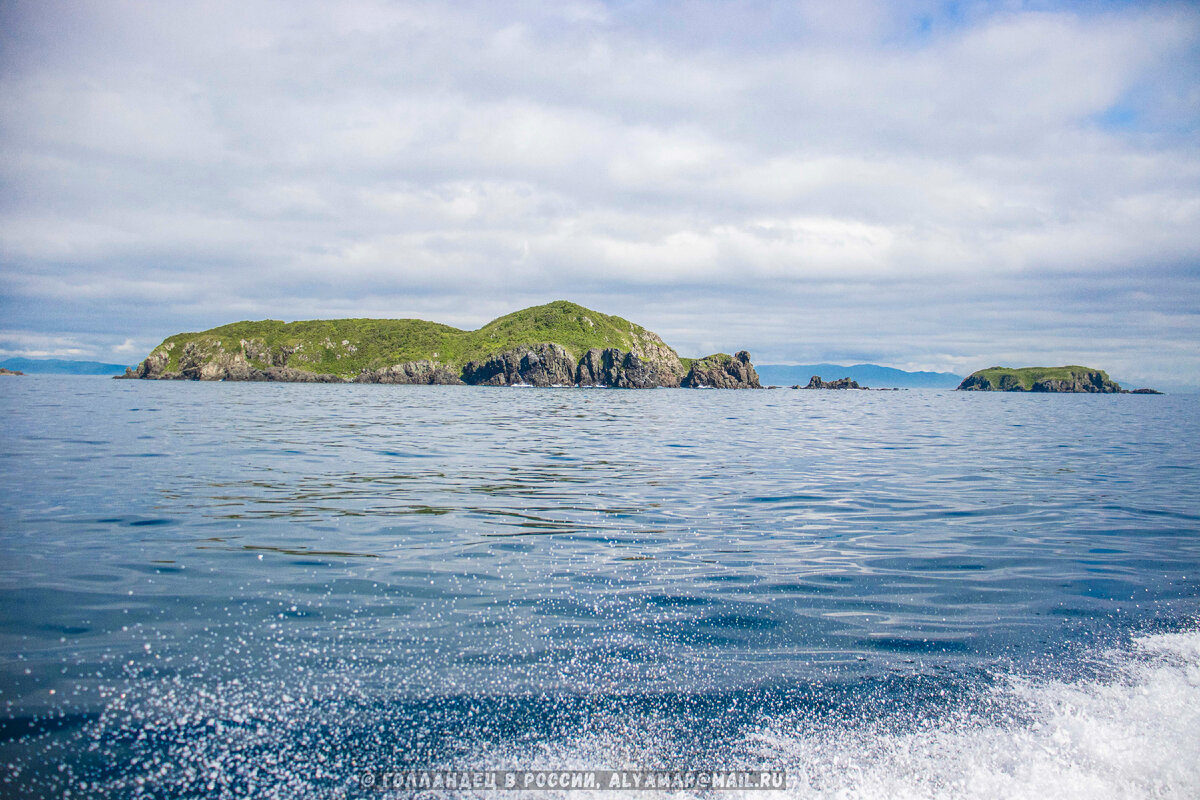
[803,375,867,390]
[355,361,464,385]
[573,347,683,388]
[682,351,761,388]
[576,348,619,386]
[462,344,577,387]
[136,350,170,378]
[1031,375,1120,393]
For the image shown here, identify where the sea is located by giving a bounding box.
[1,376,1198,799]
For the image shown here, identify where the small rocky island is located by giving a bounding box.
[957,366,1160,394]
[0,368,24,376]
[795,376,868,390]
[120,301,762,389]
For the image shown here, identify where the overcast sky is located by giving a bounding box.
[1,0,1198,387]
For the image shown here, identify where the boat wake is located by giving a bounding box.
[10,629,1199,798]
[739,628,1200,799]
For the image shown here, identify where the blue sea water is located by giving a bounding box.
[1,377,1198,798]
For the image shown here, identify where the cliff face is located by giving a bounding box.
[957,366,1123,393]
[123,302,760,389]
[461,343,578,387]
[680,352,761,389]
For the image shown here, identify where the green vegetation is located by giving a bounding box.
[960,365,1119,391]
[474,302,649,360]
[689,353,734,367]
[144,301,680,379]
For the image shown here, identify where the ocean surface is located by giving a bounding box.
[1,377,1198,799]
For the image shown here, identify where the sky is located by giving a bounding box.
[1,0,1198,388]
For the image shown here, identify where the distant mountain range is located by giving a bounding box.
[756,363,962,388]
[0,357,131,375]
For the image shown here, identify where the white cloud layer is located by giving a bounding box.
[1,0,1198,387]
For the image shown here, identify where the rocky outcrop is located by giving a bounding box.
[682,351,761,389]
[958,373,1015,391]
[576,348,619,386]
[462,344,578,387]
[134,349,171,378]
[626,331,686,387]
[575,347,681,388]
[354,361,464,385]
[0,368,24,376]
[122,340,345,382]
[245,367,345,382]
[1030,376,1120,393]
[801,376,867,390]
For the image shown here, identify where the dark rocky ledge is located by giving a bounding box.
[795,375,868,390]
[354,360,465,385]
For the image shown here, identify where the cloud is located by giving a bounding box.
[0,330,93,359]
[1,0,1198,385]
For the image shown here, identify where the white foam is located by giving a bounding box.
[460,630,1200,800]
[740,629,1200,800]
[62,629,1200,799]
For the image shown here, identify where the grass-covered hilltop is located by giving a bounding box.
[123,301,762,388]
[958,366,1160,394]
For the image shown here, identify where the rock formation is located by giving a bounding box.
[461,344,578,387]
[355,361,465,385]
[681,352,761,389]
[800,376,867,390]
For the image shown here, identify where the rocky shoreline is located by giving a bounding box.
[121,342,762,389]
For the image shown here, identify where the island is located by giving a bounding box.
[0,368,24,376]
[795,376,868,390]
[119,301,762,389]
[957,366,1160,394]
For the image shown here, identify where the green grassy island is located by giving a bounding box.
[957,366,1159,393]
[121,301,762,389]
